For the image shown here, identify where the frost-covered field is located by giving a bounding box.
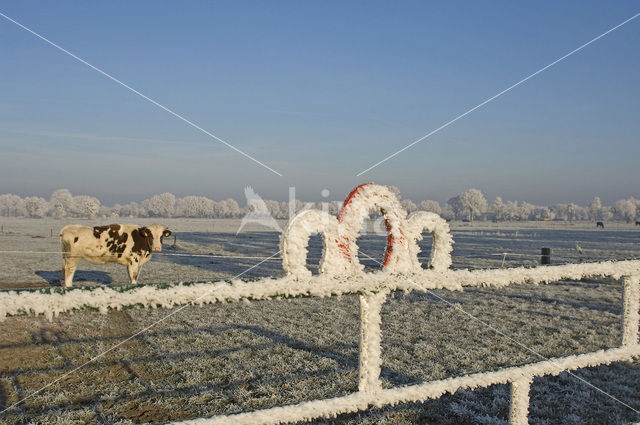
[0,217,639,424]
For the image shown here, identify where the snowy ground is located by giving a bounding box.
[0,217,639,424]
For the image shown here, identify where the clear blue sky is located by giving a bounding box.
[1,1,638,205]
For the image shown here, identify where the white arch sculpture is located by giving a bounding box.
[280,183,454,277]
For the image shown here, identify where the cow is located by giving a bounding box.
[60,224,171,287]
[596,221,604,228]
[636,221,640,227]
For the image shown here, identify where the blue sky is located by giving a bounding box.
[0,1,638,205]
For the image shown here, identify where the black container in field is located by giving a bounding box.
[541,247,551,264]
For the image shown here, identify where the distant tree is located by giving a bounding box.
[553,204,568,221]
[446,196,462,220]
[490,197,505,221]
[263,200,283,219]
[120,202,146,218]
[98,205,113,218]
[601,206,613,221]
[401,199,418,214]
[143,192,176,217]
[72,195,101,218]
[552,203,584,222]
[176,196,214,217]
[531,206,551,221]
[449,189,487,221]
[504,201,519,221]
[612,197,637,223]
[215,198,241,218]
[0,194,25,216]
[517,202,535,221]
[24,196,48,218]
[440,203,455,221]
[49,189,73,218]
[588,197,603,221]
[111,203,122,217]
[419,200,441,215]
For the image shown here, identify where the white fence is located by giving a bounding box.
[2,261,638,424]
[1,184,639,424]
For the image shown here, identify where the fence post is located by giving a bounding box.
[540,248,551,265]
[622,275,639,346]
[509,375,532,425]
[358,291,387,394]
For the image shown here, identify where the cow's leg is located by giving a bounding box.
[127,263,140,284]
[62,256,78,287]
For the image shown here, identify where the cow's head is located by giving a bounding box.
[138,225,171,253]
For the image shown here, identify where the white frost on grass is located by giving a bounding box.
[171,346,640,425]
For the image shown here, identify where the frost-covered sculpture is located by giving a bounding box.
[280,183,453,278]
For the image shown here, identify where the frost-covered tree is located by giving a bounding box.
[142,192,176,217]
[24,196,48,218]
[215,198,241,218]
[72,195,101,218]
[612,197,637,223]
[504,201,520,221]
[0,194,25,216]
[440,203,455,221]
[418,200,441,215]
[531,206,551,221]
[518,202,535,221]
[446,196,462,220]
[449,189,487,221]
[263,200,283,219]
[553,204,569,221]
[401,199,418,214]
[280,201,291,219]
[111,203,122,217]
[462,189,487,220]
[553,203,585,222]
[588,197,603,221]
[98,205,113,218]
[120,202,146,218]
[49,189,73,218]
[490,197,505,221]
[176,196,214,217]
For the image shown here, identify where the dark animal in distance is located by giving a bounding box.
[596,222,604,228]
[60,224,171,287]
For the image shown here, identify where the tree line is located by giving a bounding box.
[0,188,637,222]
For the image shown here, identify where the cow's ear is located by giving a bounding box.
[163,230,172,237]
[138,227,151,237]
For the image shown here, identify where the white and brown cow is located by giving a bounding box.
[59,224,171,287]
